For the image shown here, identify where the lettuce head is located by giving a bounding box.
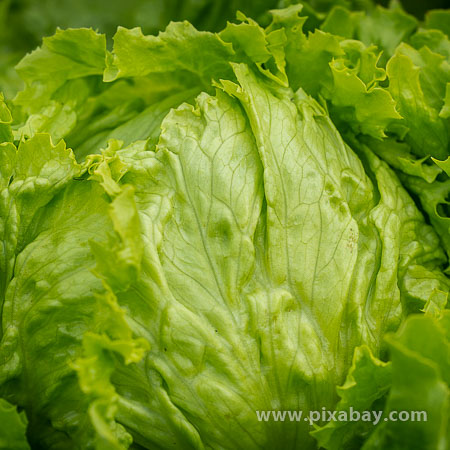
[1,1,449,449]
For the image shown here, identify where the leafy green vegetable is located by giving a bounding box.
[0,398,30,449]
[314,311,450,450]
[1,1,450,449]
[364,312,450,449]
[312,346,392,450]
[0,0,280,99]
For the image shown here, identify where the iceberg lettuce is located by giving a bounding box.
[1,2,449,449]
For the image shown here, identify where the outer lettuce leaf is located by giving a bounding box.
[314,312,450,450]
[103,22,234,83]
[410,29,450,59]
[434,155,450,176]
[441,82,450,118]
[4,0,278,44]
[320,3,418,58]
[425,9,450,37]
[0,94,13,143]
[267,5,402,139]
[0,398,30,449]
[401,174,450,257]
[363,312,450,450]
[0,132,151,449]
[219,12,288,86]
[321,6,362,38]
[0,0,280,99]
[354,4,417,59]
[354,11,450,262]
[11,28,110,156]
[396,43,450,112]
[387,44,450,160]
[74,182,149,449]
[276,2,450,223]
[312,346,391,450]
[0,134,81,307]
[0,133,128,447]
[361,136,442,183]
[328,50,401,138]
[10,17,289,161]
[11,26,215,161]
[14,28,106,113]
[105,15,289,87]
[69,88,199,161]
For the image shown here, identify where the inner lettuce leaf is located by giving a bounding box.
[1,3,450,450]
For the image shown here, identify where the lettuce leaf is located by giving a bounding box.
[312,346,392,450]
[314,312,450,450]
[0,398,29,449]
[364,312,450,449]
[1,2,450,449]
